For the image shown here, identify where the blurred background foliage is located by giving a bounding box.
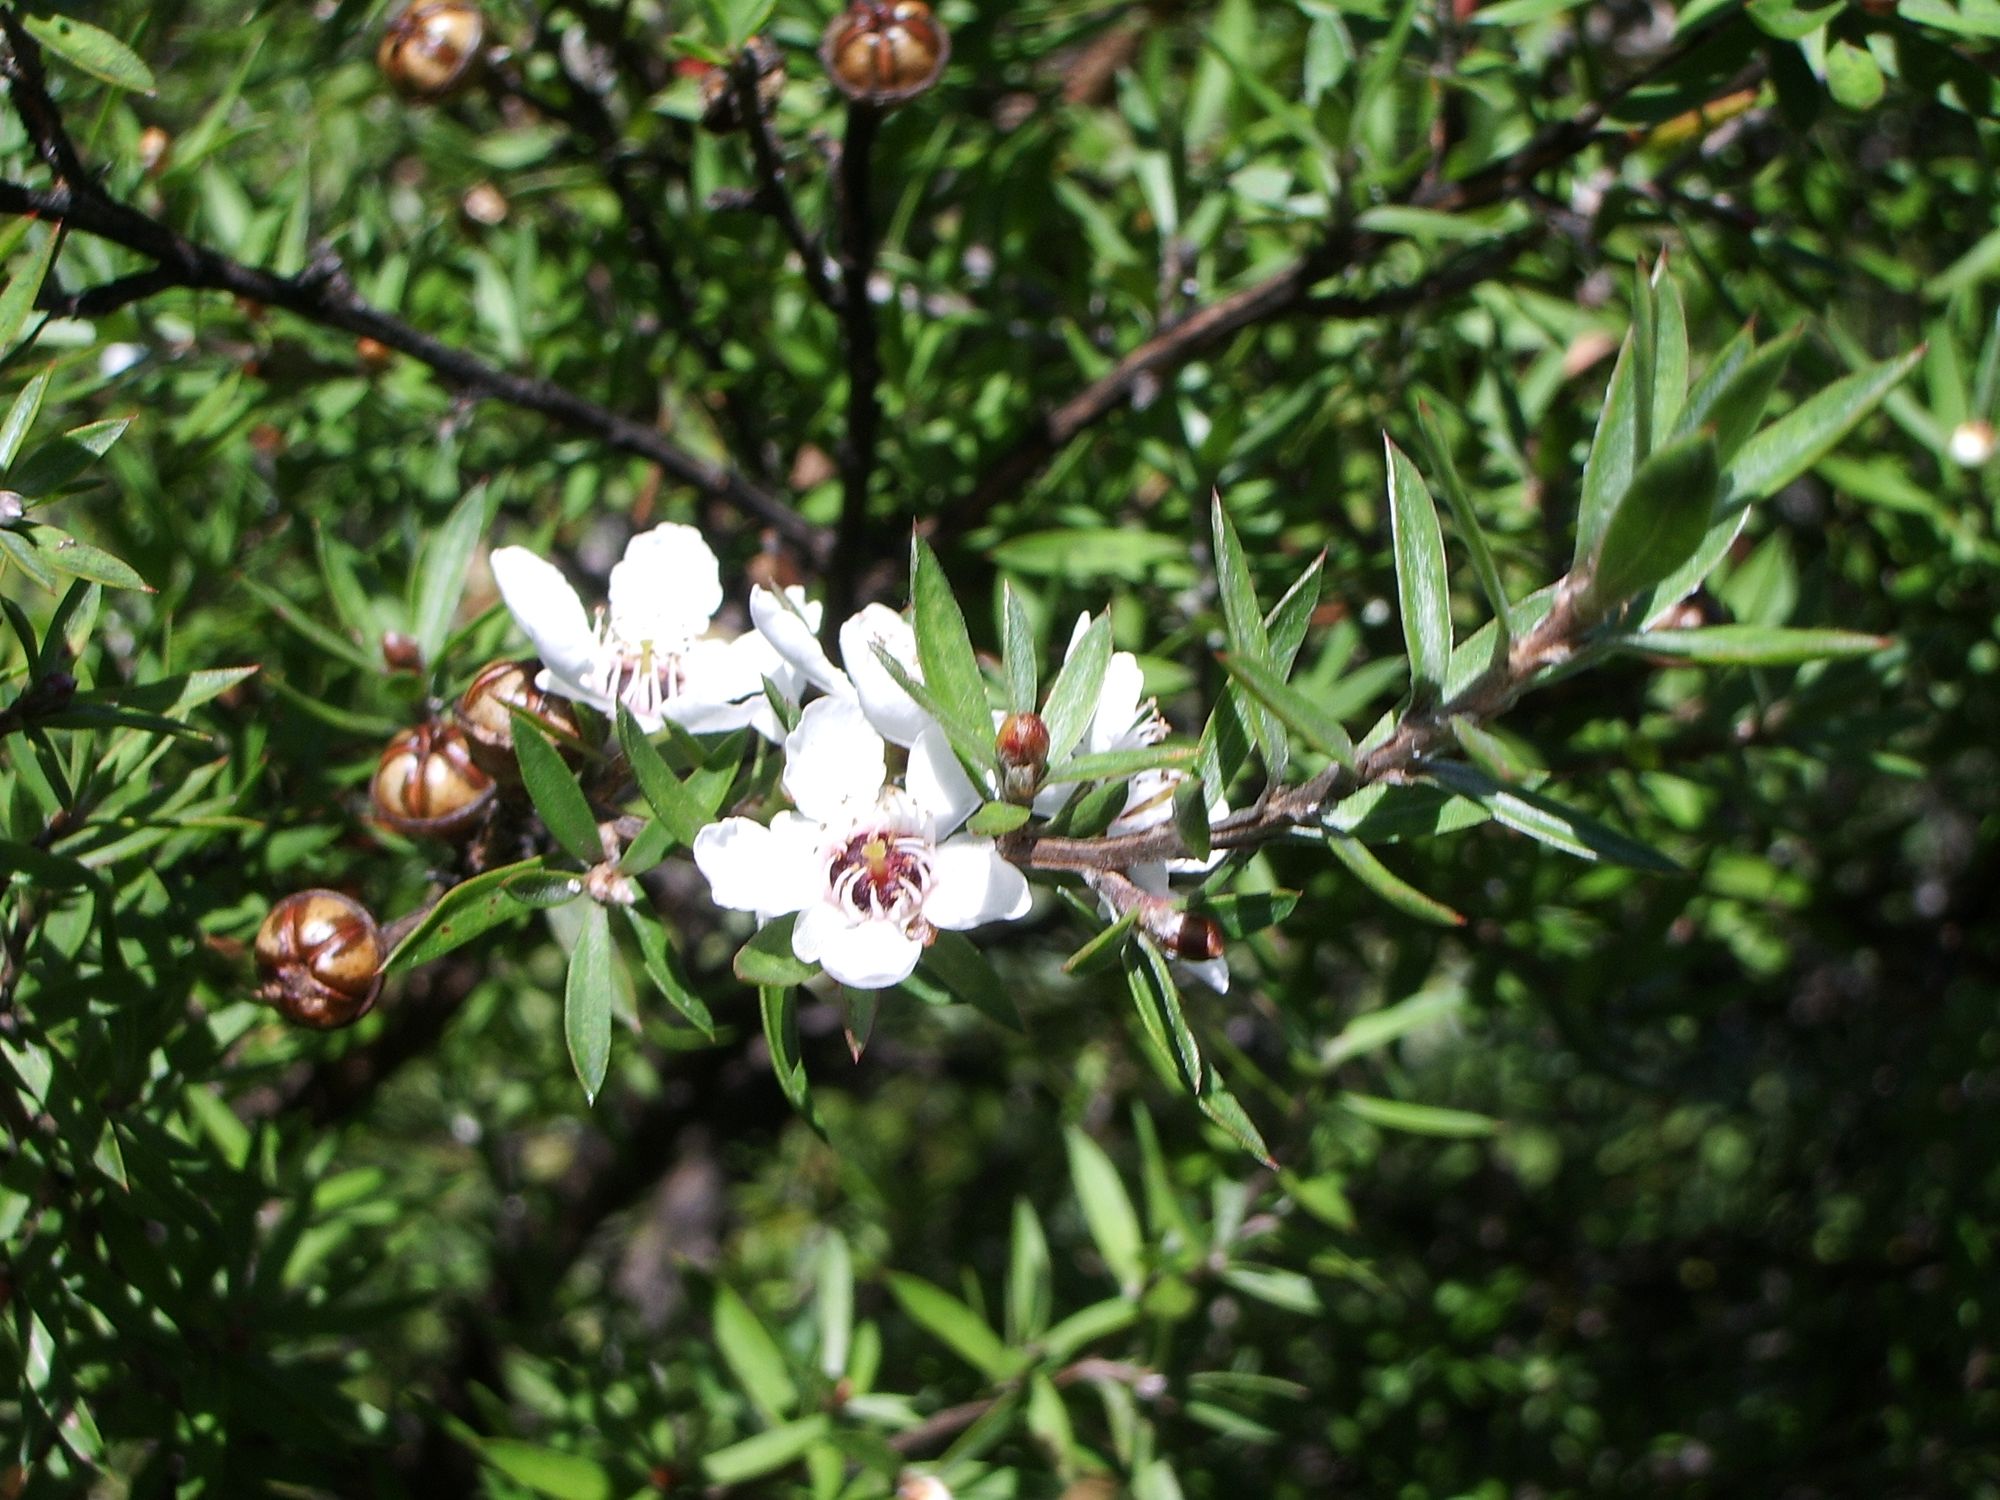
[4,0,2000,1495]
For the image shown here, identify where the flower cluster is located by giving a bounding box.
[490,526,1228,992]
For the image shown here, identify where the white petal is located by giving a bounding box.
[491,547,599,690]
[815,916,926,990]
[609,524,722,645]
[790,900,846,964]
[923,836,1032,930]
[840,604,929,746]
[1089,650,1151,754]
[782,696,886,822]
[693,812,823,919]
[907,722,983,834]
[751,586,851,699]
[1110,769,1177,836]
[1181,955,1231,994]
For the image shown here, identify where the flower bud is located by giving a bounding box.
[371,722,496,838]
[255,890,385,1029]
[820,1,950,107]
[356,336,396,375]
[1948,418,1996,469]
[455,659,580,780]
[996,710,1050,802]
[1167,912,1225,962]
[379,630,423,671]
[136,124,172,176]
[377,1,487,102]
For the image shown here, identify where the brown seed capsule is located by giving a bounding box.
[371,722,496,838]
[254,890,385,1029]
[377,1,487,102]
[454,659,580,781]
[820,1,949,106]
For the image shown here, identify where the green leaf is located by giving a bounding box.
[386,858,561,970]
[21,13,157,92]
[1212,496,1287,777]
[1324,832,1465,926]
[1578,430,1719,614]
[0,231,59,353]
[1001,581,1038,714]
[621,906,714,1036]
[564,904,614,1105]
[713,1285,800,1421]
[1320,987,1465,1069]
[471,1439,613,1500]
[616,705,706,846]
[885,1274,1016,1379]
[918,930,1024,1032]
[1219,652,1354,767]
[1651,260,1689,439]
[1064,1128,1145,1293]
[699,1417,832,1486]
[1414,403,1510,641]
[0,369,50,468]
[869,642,998,790]
[1041,1297,1140,1362]
[1341,1092,1498,1138]
[1265,552,1325,674]
[1681,326,1801,464]
[8,418,132,497]
[1129,938,1201,1095]
[1040,610,1112,765]
[1042,743,1198,786]
[1720,347,1924,509]
[909,537,993,765]
[1193,890,1299,938]
[1172,775,1211,861]
[513,715,601,865]
[1007,1199,1053,1344]
[1063,906,1138,975]
[735,915,818,987]
[410,485,489,661]
[760,986,824,1136]
[1425,760,1680,871]
[816,1232,854,1379]
[1384,439,1453,703]
[1611,624,1890,666]
[966,800,1031,836]
[1574,325,1639,563]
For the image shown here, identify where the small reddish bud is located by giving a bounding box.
[371,722,495,838]
[255,890,385,1029]
[820,1,950,106]
[380,630,423,671]
[461,181,509,226]
[356,336,395,374]
[996,710,1051,803]
[454,659,580,781]
[378,1,487,102]
[137,124,172,176]
[1169,913,1225,962]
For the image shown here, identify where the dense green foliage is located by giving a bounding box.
[5,1,2000,1496]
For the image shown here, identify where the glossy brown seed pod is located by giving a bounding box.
[254,890,385,1029]
[820,1,949,106]
[371,722,496,837]
[454,659,580,781]
[377,1,487,102]
[1168,913,1225,963]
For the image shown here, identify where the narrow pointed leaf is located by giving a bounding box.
[1325,832,1465,926]
[909,537,992,756]
[1425,760,1680,871]
[411,485,489,660]
[1579,430,1718,614]
[1212,496,1288,776]
[1265,551,1325,674]
[760,986,825,1136]
[1574,325,1639,563]
[1039,611,1111,764]
[513,714,602,864]
[617,705,706,846]
[1609,624,1891,666]
[21,14,157,92]
[1719,346,1923,507]
[564,904,614,1105]
[886,1274,1016,1379]
[1220,652,1354,767]
[1064,1128,1144,1292]
[1415,403,1510,641]
[1384,439,1453,702]
[1002,582,1038,714]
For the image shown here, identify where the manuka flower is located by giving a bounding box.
[490,524,802,738]
[748,592,931,745]
[693,696,1031,989]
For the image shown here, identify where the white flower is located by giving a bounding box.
[1948,418,1996,469]
[750,591,931,745]
[693,696,1031,989]
[491,523,803,739]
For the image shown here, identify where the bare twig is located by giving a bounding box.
[824,101,884,633]
[948,28,1725,536]
[0,14,827,557]
[733,49,840,312]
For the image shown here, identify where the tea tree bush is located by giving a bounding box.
[4,1,1998,1495]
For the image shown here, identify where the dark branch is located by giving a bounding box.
[823,101,885,632]
[733,50,840,312]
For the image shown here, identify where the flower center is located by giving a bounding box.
[588,610,689,722]
[828,826,935,932]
